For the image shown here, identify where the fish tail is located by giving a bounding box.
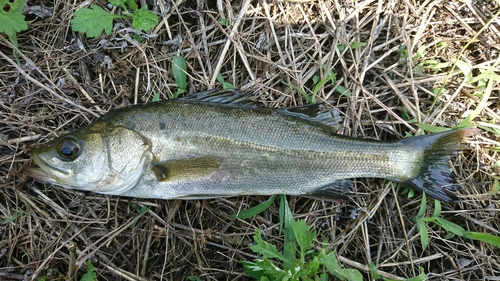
[399,128,478,202]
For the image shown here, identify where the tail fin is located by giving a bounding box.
[400,128,477,202]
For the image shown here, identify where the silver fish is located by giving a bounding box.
[25,91,476,202]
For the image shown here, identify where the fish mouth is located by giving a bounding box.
[24,154,70,184]
[24,165,59,184]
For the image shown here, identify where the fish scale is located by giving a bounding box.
[25,97,477,202]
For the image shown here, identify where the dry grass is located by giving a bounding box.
[1,0,499,280]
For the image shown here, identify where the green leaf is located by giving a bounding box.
[131,7,158,31]
[280,195,296,270]
[80,260,97,281]
[219,17,229,26]
[369,261,381,279]
[405,267,427,281]
[0,0,28,36]
[431,217,466,236]
[241,261,264,279]
[72,5,121,38]
[463,231,500,247]
[416,123,452,133]
[433,200,442,217]
[292,219,313,261]
[335,268,363,281]
[2,209,25,224]
[282,82,312,103]
[250,229,287,262]
[415,218,429,251]
[417,192,427,217]
[312,75,333,96]
[187,276,201,281]
[125,0,138,11]
[232,196,276,219]
[151,92,161,102]
[322,251,341,273]
[109,0,127,9]
[172,55,187,95]
[350,42,367,49]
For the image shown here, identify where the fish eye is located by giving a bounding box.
[57,137,81,161]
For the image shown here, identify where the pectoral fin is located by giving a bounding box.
[151,156,222,182]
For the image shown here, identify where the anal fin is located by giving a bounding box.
[304,180,354,201]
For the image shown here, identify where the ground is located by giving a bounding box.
[1,0,499,280]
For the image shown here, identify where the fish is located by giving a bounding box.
[24,90,477,202]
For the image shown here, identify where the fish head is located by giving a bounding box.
[25,124,152,195]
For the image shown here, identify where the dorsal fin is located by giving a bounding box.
[278,104,342,131]
[178,89,257,107]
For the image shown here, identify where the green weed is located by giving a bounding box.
[414,193,500,251]
[80,260,97,281]
[0,0,28,61]
[171,55,187,98]
[283,66,348,104]
[2,209,24,224]
[216,73,237,89]
[241,196,363,281]
[71,0,158,38]
[37,268,65,281]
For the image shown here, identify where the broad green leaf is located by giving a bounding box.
[109,0,127,9]
[241,261,264,279]
[187,276,201,281]
[131,7,158,31]
[0,0,28,36]
[72,5,122,38]
[292,219,312,261]
[232,195,276,219]
[322,251,341,273]
[172,55,187,92]
[250,229,287,262]
[335,268,363,281]
[309,256,320,274]
[463,231,500,247]
[125,0,138,10]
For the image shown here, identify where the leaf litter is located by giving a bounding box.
[0,0,499,280]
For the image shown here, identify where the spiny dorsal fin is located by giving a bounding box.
[151,156,222,182]
[178,89,257,107]
[278,104,342,131]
